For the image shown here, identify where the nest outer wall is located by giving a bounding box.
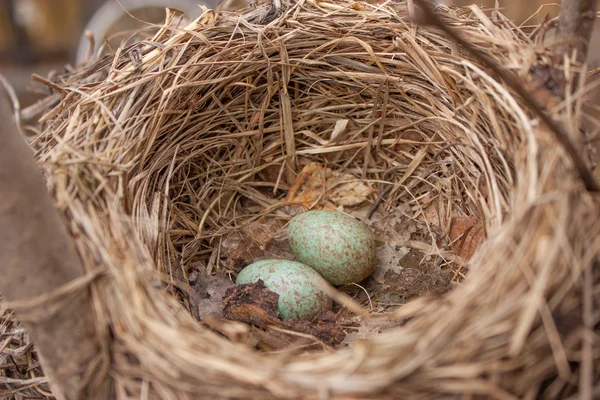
[2,0,599,398]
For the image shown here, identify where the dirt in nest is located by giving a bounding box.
[363,248,451,309]
[339,207,453,312]
[221,219,293,273]
[206,205,456,347]
[188,272,236,321]
[186,168,487,348]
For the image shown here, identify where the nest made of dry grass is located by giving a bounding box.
[1,0,599,398]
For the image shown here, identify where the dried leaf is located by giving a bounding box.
[223,280,281,324]
[223,281,345,347]
[330,119,349,142]
[287,162,375,209]
[449,216,484,260]
[221,220,285,269]
[393,131,423,165]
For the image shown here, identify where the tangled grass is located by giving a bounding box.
[1,0,599,398]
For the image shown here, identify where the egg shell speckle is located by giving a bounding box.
[288,210,376,285]
[235,259,332,320]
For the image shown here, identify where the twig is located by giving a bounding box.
[0,74,22,132]
[31,74,67,95]
[556,0,597,63]
[0,97,106,399]
[19,93,61,124]
[412,0,600,192]
[407,0,415,18]
[580,263,594,400]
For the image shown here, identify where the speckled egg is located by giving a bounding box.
[235,259,332,320]
[288,210,376,286]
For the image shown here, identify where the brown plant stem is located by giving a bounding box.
[0,96,104,399]
[556,0,597,63]
[412,0,600,192]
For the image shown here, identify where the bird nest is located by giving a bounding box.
[3,0,599,398]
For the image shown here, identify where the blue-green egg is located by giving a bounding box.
[235,259,332,320]
[288,210,376,286]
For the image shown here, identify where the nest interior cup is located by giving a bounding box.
[15,0,599,398]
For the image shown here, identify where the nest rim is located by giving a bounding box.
[4,1,598,398]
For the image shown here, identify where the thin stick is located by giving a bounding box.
[580,263,594,400]
[412,0,600,192]
[0,97,107,399]
[556,0,597,63]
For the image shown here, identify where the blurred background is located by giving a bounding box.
[0,0,598,107]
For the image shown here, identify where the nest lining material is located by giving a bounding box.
[2,0,599,398]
